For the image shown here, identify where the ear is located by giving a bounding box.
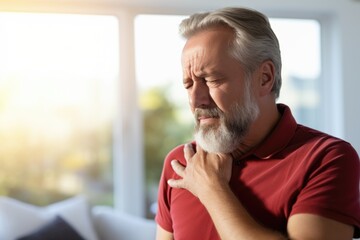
[257,60,275,97]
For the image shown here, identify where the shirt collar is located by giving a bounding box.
[251,104,297,159]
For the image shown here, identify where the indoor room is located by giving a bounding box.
[0,0,359,239]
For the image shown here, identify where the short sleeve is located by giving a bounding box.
[155,158,173,232]
[290,141,360,237]
[155,145,185,233]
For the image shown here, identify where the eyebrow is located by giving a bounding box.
[194,69,225,79]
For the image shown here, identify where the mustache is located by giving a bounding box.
[194,108,223,119]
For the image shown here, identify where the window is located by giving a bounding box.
[135,15,322,218]
[135,15,192,218]
[0,13,119,206]
[0,11,322,216]
[272,19,321,130]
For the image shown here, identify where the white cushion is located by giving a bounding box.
[92,206,156,240]
[0,195,99,240]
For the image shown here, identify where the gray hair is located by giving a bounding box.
[179,7,282,98]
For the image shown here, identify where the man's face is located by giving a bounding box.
[181,26,259,153]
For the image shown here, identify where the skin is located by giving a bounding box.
[156,26,354,240]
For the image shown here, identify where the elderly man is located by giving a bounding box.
[155,7,360,240]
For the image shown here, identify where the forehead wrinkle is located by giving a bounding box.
[183,47,212,79]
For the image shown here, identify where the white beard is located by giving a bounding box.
[194,82,259,153]
[195,120,238,153]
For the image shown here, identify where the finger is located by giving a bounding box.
[167,178,185,189]
[196,142,201,153]
[170,160,185,177]
[183,143,195,162]
[196,143,207,154]
[196,143,207,160]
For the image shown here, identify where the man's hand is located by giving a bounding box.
[165,144,355,240]
[167,143,233,201]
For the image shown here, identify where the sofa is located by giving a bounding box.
[0,195,156,240]
[92,205,156,240]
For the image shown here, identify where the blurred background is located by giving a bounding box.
[0,0,359,219]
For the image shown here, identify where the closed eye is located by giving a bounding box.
[183,80,193,89]
[205,78,222,87]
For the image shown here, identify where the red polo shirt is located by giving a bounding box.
[155,104,360,239]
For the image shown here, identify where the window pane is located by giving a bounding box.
[271,19,321,130]
[135,15,321,218]
[135,15,192,218]
[0,13,119,206]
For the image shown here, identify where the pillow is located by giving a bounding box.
[17,216,85,240]
[0,195,98,240]
[92,206,156,240]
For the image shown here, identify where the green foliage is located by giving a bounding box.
[141,86,193,185]
[0,124,114,207]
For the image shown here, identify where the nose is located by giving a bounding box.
[189,80,212,110]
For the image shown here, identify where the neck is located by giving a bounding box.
[232,103,281,157]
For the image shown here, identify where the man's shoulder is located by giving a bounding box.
[296,124,354,148]
[293,124,359,161]
[160,143,190,178]
[164,143,193,166]
[166,143,185,156]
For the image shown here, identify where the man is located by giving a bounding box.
[155,7,360,240]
